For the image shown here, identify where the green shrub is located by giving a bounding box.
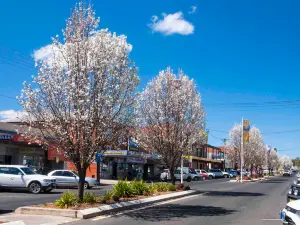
[167,184,176,192]
[113,180,135,198]
[145,182,157,195]
[131,180,148,195]
[102,191,114,203]
[55,191,78,208]
[155,183,169,192]
[83,192,97,204]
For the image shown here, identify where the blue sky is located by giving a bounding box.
[0,0,300,157]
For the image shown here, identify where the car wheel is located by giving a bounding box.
[208,175,213,180]
[84,182,89,189]
[186,176,192,182]
[28,181,42,194]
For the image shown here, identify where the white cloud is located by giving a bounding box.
[189,6,197,14]
[0,110,27,122]
[149,12,194,36]
[32,44,54,63]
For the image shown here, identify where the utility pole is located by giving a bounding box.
[241,117,244,183]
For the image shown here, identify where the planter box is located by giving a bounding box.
[16,190,197,219]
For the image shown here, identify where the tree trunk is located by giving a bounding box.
[250,165,253,177]
[170,168,176,185]
[77,166,87,202]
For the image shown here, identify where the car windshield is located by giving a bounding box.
[72,171,79,176]
[20,167,36,175]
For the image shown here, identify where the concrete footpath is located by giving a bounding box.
[0,213,79,225]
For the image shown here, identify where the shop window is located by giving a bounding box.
[0,156,12,165]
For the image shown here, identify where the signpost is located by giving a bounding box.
[96,152,102,182]
[241,119,250,183]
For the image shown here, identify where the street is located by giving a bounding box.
[65,176,293,225]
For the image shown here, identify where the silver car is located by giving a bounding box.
[48,170,99,189]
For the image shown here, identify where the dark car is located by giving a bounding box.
[229,170,238,177]
[287,181,300,203]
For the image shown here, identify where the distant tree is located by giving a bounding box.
[244,126,265,174]
[137,67,206,184]
[269,149,280,171]
[280,155,293,170]
[292,157,300,168]
[19,2,139,200]
[225,124,242,170]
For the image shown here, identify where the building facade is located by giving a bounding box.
[185,144,225,171]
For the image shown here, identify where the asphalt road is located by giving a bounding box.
[0,185,112,213]
[66,175,295,225]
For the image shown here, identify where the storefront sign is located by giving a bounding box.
[19,148,36,154]
[128,151,143,156]
[126,157,145,164]
[0,134,13,141]
[103,150,128,156]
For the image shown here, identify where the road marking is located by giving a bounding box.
[91,193,206,221]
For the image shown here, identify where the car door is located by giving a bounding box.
[51,171,66,186]
[0,167,11,187]
[63,171,78,187]
[6,167,26,187]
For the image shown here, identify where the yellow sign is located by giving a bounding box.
[243,120,250,143]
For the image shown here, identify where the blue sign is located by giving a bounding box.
[0,135,13,141]
[96,152,102,163]
[128,137,139,151]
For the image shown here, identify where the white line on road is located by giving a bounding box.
[91,193,206,221]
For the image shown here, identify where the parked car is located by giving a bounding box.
[174,167,202,181]
[228,170,238,177]
[0,165,56,194]
[160,169,171,181]
[48,170,99,189]
[221,171,232,178]
[208,169,225,178]
[283,170,292,176]
[195,169,208,180]
[195,169,214,180]
[280,199,300,224]
[287,182,300,203]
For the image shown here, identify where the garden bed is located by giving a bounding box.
[33,191,171,210]
[18,181,190,213]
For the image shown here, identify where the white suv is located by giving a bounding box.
[0,165,56,194]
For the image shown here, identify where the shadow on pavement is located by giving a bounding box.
[121,204,236,221]
[203,191,265,197]
[0,210,13,215]
[260,180,284,183]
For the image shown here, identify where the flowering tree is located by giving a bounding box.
[280,155,293,170]
[19,3,139,200]
[137,67,206,184]
[225,124,242,169]
[244,126,265,174]
[268,149,280,171]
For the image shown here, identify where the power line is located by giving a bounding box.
[203,99,300,107]
[0,93,16,100]
[277,148,299,152]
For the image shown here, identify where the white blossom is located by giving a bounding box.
[19,2,139,200]
[136,67,206,183]
[280,155,293,170]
